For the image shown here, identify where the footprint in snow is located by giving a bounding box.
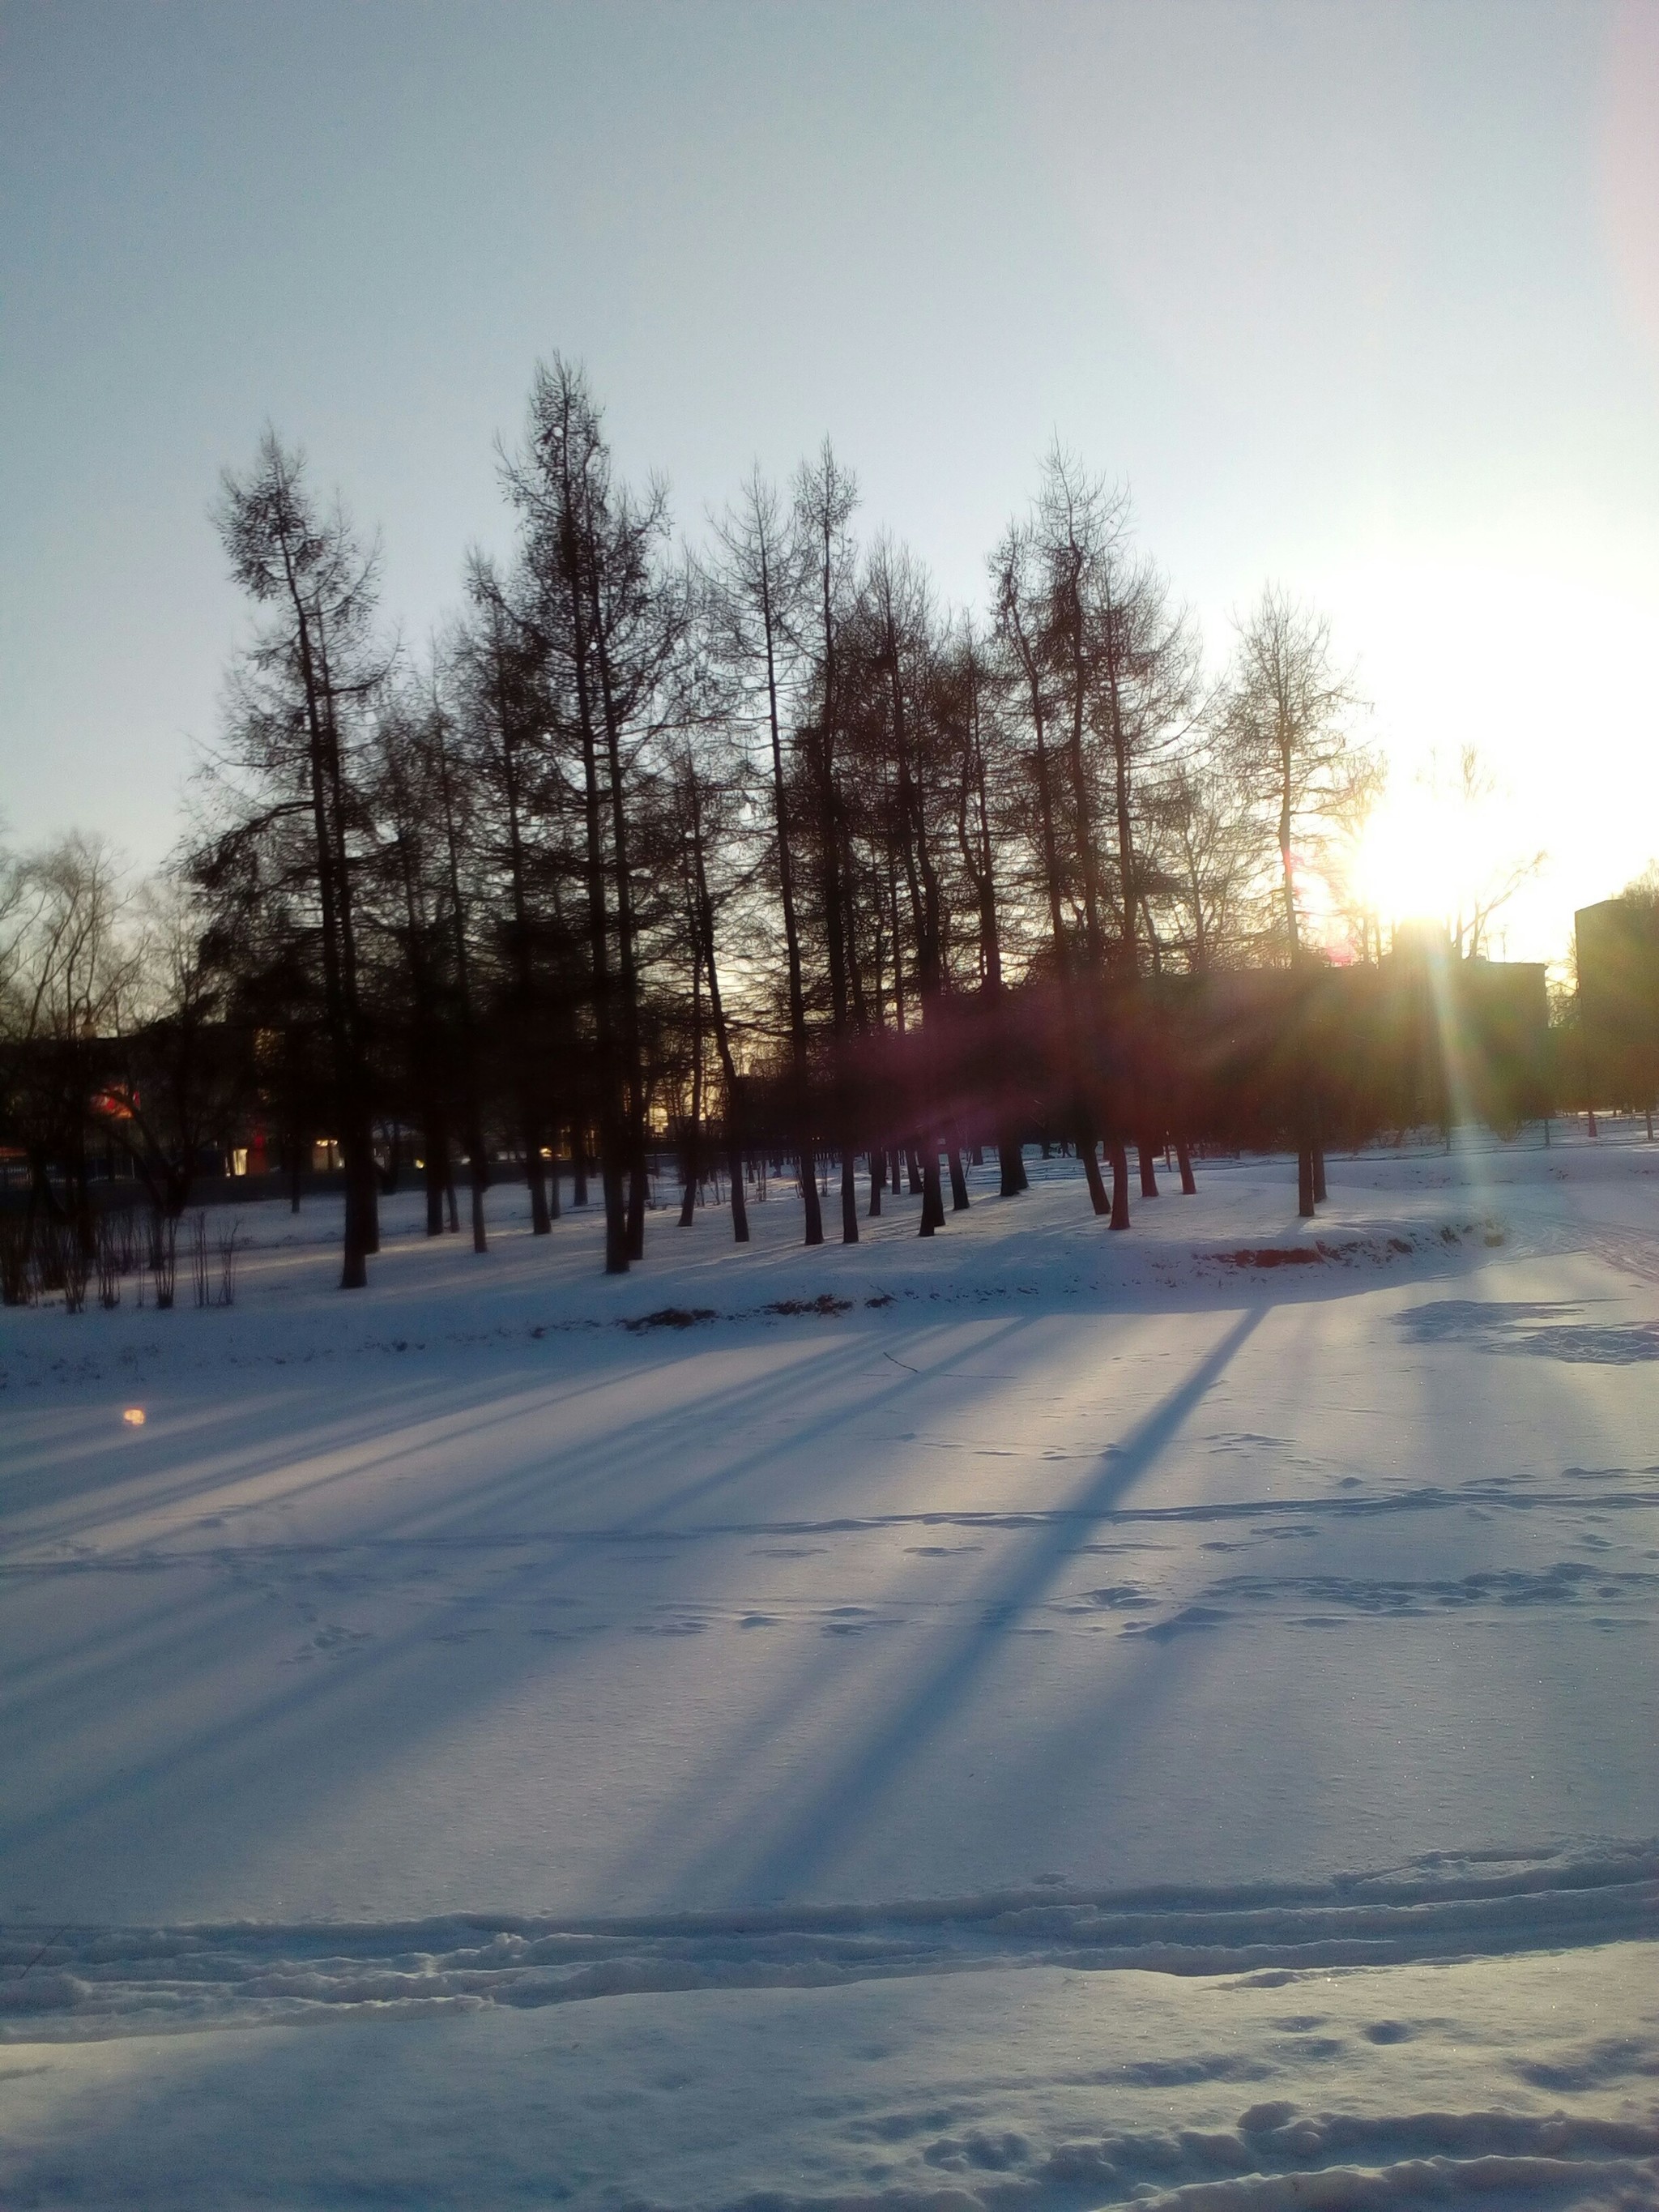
[286,1625,372,1662]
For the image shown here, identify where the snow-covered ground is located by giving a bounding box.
[2,1135,1657,2208]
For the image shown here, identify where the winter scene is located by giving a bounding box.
[3,6,1658,2208]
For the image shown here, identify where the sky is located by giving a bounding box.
[2,0,1657,965]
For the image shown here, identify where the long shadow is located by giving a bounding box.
[27,1206,1600,1925]
[0,1325,901,1747]
[3,1350,679,1546]
[665,1305,1268,1906]
[5,1321,857,1599]
[0,1331,855,1736]
[0,1317,1037,1875]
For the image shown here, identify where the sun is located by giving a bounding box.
[1351,789,1470,934]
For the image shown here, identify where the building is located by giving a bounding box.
[1576,897,1659,1118]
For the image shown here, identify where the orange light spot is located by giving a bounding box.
[122,1407,146,1427]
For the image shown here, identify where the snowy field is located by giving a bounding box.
[2,1136,1657,2209]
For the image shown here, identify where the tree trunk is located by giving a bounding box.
[919,1142,945,1235]
[695,846,749,1248]
[800,1141,824,1244]
[1078,1117,1110,1216]
[753,501,820,1250]
[1175,1135,1197,1195]
[1107,1138,1131,1231]
[948,1138,970,1211]
[726,1142,748,1243]
[467,1124,488,1253]
[1138,1139,1159,1198]
[627,1164,647,1258]
[676,1117,698,1232]
[424,1113,446,1236]
[524,1110,551,1235]
[432,709,488,1257]
[603,1160,629,1274]
[680,941,705,1229]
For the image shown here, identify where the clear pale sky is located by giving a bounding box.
[2,0,1656,963]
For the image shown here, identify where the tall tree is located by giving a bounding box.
[706,472,821,1243]
[503,358,684,1271]
[792,440,862,1244]
[424,660,493,1251]
[864,539,953,1232]
[1222,585,1371,1213]
[205,433,385,1287]
[992,508,1113,1216]
[454,558,561,1236]
[942,620,1027,1198]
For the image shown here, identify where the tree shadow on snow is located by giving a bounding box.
[654,1305,1269,1907]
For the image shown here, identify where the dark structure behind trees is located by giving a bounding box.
[1576,895,1659,1131]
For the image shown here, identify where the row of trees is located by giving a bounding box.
[7,361,1388,1285]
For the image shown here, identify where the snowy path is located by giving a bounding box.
[2,1142,1656,2205]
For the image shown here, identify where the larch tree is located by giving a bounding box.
[1221,584,1372,1214]
[706,471,822,1244]
[791,439,863,1245]
[206,433,386,1288]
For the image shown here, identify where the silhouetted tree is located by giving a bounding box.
[202,432,386,1287]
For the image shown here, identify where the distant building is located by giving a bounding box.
[1576,898,1659,1118]
[1374,931,1550,1130]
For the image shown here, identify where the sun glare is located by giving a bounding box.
[1352,794,1461,931]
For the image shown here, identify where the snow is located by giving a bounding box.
[2,1135,1657,2207]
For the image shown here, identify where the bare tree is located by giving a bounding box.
[454,557,564,1236]
[667,721,751,1243]
[864,537,953,1232]
[1221,586,1375,1212]
[1144,758,1268,974]
[1433,744,1547,961]
[502,358,685,1272]
[424,662,493,1252]
[792,439,863,1244]
[0,834,144,1250]
[943,618,1028,1197]
[203,432,386,1287]
[992,516,1112,1215]
[706,472,821,1243]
